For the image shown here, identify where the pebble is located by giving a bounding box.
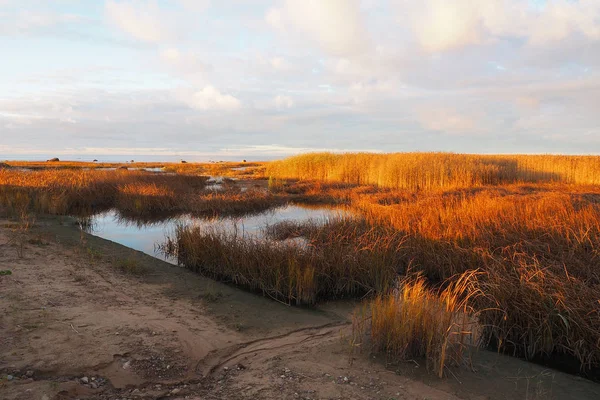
[170,388,181,395]
[81,376,89,384]
[25,370,34,377]
[223,366,229,371]
[91,382,98,389]
[7,375,14,381]
[122,360,131,370]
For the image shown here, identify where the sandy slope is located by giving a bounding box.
[0,216,598,400]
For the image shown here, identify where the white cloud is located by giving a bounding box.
[274,95,294,109]
[270,56,291,71]
[266,0,369,57]
[175,0,211,12]
[159,48,211,76]
[417,107,478,135]
[408,0,484,52]
[188,86,241,111]
[395,0,600,52]
[105,0,174,43]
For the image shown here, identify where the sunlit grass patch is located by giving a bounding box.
[363,271,482,377]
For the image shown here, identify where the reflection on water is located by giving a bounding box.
[82,205,347,263]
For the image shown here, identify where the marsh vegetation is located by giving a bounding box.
[1,154,600,380]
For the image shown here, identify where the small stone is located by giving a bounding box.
[223,366,229,371]
[170,388,181,395]
[81,376,89,384]
[25,370,34,377]
[41,395,50,400]
[6,375,14,381]
[91,377,96,381]
[131,388,141,395]
[343,376,349,383]
[91,382,98,389]
[280,375,286,378]
[122,360,131,370]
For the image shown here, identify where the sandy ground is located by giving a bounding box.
[1,216,599,400]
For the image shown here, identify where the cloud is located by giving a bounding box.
[159,48,212,77]
[270,56,291,71]
[3,0,600,157]
[266,0,369,57]
[395,0,600,52]
[407,0,485,52]
[274,95,294,109]
[188,86,241,111]
[175,0,211,12]
[417,107,478,135]
[0,8,87,36]
[105,0,174,43]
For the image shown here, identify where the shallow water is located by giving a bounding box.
[84,205,347,264]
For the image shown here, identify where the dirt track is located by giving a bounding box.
[1,216,599,399]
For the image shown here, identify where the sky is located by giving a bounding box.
[1,0,599,161]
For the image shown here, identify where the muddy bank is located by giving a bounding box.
[1,215,599,400]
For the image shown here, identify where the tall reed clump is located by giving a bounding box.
[366,271,482,377]
[267,152,600,190]
[160,217,404,305]
[476,254,600,371]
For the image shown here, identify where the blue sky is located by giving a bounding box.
[1,0,599,160]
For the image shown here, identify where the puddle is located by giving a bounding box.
[132,167,165,172]
[206,176,238,191]
[82,205,348,264]
[94,167,165,172]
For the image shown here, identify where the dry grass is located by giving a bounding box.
[365,271,481,377]
[0,168,277,219]
[160,217,402,305]
[4,155,600,375]
[267,153,600,190]
[4,160,267,179]
[262,175,600,372]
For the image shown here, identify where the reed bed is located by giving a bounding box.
[4,160,267,179]
[267,153,600,190]
[365,271,481,377]
[476,253,600,371]
[0,168,277,218]
[160,218,403,305]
